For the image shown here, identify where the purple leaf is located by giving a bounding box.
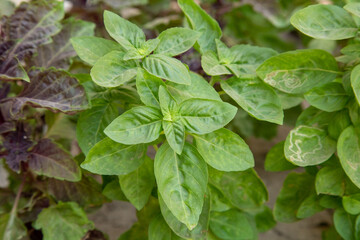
[0,69,89,120]
[28,138,81,182]
[0,1,64,81]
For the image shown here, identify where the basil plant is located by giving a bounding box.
[72,0,279,239]
[260,3,360,239]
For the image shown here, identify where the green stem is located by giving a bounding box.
[153,144,159,151]
[209,76,219,86]
[217,90,226,95]
[10,174,26,216]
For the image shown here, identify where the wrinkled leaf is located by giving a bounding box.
[1,69,88,120]
[34,18,95,69]
[33,202,94,240]
[28,139,81,182]
[0,1,64,81]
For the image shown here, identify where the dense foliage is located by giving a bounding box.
[1,0,360,239]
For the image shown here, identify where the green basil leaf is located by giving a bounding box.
[178,99,237,134]
[264,141,297,172]
[71,37,123,66]
[119,156,155,210]
[290,4,357,40]
[201,51,231,76]
[209,209,255,240]
[254,206,276,233]
[296,193,323,219]
[154,142,208,230]
[33,202,94,240]
[304,82,349,112]
[142,54,191,85]
[338,126,360,189]
[209,168,268,212]
[334,208,356,240]
[178,0,222,53]
[296,106,335,128]
[351,64,360,105]
[163,120,185,155]
[166,72,221,103]
[343,194,360,215]
[341,44,360,58]
[284,125,336,166]
[148,214,183,240]
[344,3,360,18]
[274,172,315,222]
[159,86,178,120]
[136,68,165,108]
[0,213,27,240]
[155,27,200,56]
[81,137,146,175]
[225,44,278,77]
[256,49,339,94]
[90,51,137,88]
[124,38,160,60]
[328,109,351,140]
[103,10,145,50]
[221,77,283,124]
[316,165,346,196]
[209,185,232,212]
[76,100,118,155]
[102,180,127,201]
[104,106,163,145]
[193,128,254,171]
[158,190,210,240]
